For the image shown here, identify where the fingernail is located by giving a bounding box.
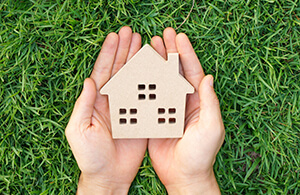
[83,80,86,89]
[209,77,214,87]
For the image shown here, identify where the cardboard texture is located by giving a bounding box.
[100,44,194,138]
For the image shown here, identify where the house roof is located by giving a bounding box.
[100,44,194,95]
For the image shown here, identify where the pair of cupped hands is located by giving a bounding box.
[65,26,225,194]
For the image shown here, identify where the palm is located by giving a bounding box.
[148,28,224,186]
[148,93,205,183]
[66,27,147,185]
[76,91,147,182]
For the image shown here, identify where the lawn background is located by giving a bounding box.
[0,0,299,194]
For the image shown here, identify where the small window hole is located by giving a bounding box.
[149,84,156,90]
[149,94,156,100]
[158,108,165,114]
[169,118,176,124]
[138,94,146,100]
[120,118,127,124]
[138,84,145,90]
[169,108,176,114]
[130,118,137,124]
[130,108,137,114]
[158,118,165,124]
[119,108,126,114]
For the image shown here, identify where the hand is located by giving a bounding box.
[65,26,147,194]
[148,28,225,194]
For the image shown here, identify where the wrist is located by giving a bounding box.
[165,170,220,195]
[77,173,130,195]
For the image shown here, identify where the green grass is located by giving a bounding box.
[0,0,299,194]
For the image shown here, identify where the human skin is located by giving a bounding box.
[65,26,225,194]
[65,26,147,194]
[148,27,225,195]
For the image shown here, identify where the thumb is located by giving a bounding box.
[69,78,97,127]
[198,75,223,129]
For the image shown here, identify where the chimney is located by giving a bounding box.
[167,53,179,74]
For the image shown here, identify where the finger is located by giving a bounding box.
[163,27,177,53]
[126,33,142,61]
[176,33,205,90]
[151,36,167,59]
[90,32,119,91]
[69,78,97,128]
[198,75,223,131]
[111,26,133,75]
[163,27,184,74]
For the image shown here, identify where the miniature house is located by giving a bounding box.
[100,44,194,138]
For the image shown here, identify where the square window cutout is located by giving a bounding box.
[149,94,156,100]
[169,108,176,114]
[120,118,127,124]
[158,118,165,124]
[169,118,176,124]
[130,118,137,124]
[138,94,146,100]
[130,108,137,114]
[149,84,156,90]
[119,108,126,114]
[158,108,165,114]
[138,84,145,90]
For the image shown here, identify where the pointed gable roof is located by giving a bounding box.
[100,44,194,95]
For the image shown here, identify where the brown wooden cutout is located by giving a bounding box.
[100,44,194,138]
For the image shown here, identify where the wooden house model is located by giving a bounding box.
[100,44,194,138]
